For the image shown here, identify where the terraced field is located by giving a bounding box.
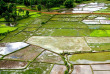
[1,2,110,74]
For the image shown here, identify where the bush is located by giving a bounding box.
[64,0,74,8]
[75,0,83,3]
[26,10,29,17]
[64,70,69,74]
[37,4,41,11]
[41,22,46,24]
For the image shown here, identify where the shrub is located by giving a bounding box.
[26,10,29,17]
[41,22,46,24]
[37,4,41,11]
[64,70,69,74]
[64,0,74,8]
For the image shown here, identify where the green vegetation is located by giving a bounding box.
[0,63,53,74]
[90,30,110,37]
[69,52,110,61]
[50,7,61,10]
[0,35,5,40]
[1,0,110,73]
[88,43,110,51]
[64,0,74,8]
[0,26,17,34]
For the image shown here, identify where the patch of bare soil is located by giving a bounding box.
[0,60,27,69]
[72,65,92,74]
[94,71,110,74]
[50,65,66,74]
[91,64,110,70]
[0,43,5,47]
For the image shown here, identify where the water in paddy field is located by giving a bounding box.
[6,22,17,27]
[62,2,108,13]
[0,42,29,55]
[83,17,110,24]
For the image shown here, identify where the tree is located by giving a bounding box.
[75,0,83,3]
[46,1,52,11]
[2,11,11,22]
[26,10,29,17]
[8,3,15,13]
[19,8,23,12]
[12,11,17,22]
[64,0,74,8]
[37,4,41,11]
[0,0,8,15]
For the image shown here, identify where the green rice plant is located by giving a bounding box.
[69,52,110,62]
[24,28,37,32]
[90,30,108,37]
[54,14,89,18]
[88,43,110,51]
[0,27,17,34]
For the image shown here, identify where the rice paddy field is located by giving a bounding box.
[1,2,110,74]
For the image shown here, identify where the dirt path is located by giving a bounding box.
[17,7,110,15]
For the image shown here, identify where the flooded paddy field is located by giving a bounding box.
[0,42,29,55]
[4,45,44,61]
[69,52,110,64]
[35,51,63,64]
[0,62,53,74]
[50,65,66,74]
[1,2,110,73]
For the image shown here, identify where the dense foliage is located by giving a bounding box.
[0,0,30,22]
[64,0,74,8]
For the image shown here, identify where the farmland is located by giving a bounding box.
[1,0,110,74]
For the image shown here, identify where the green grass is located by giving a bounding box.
[24,28,37,32]
[16,10,41,17]
[0,27,17,34]
[6,27,26,37]
[42,21,87,29]
[17,17,36,24]
[88,43,110,51]
[106,30,110,36]
[50,5,65,11]
[51,29,78,36]
[34,28,91,36]
[90,30,110,37]
[69,52,110,61]
[50,7,61,10]
[27,24,41,28]
[88,25,110,29]
[0,18,5,21]
[0,35,5,40]
[3,32,31,42]
[90,30,108,37]
[16,10,26,16]
[30,14,41,18]
[16,24,27,27]
[0,24,7,27]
